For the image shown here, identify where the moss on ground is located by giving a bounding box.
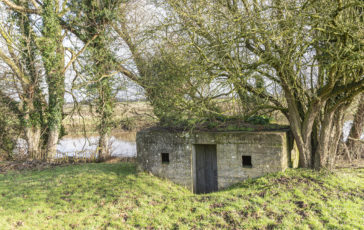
[0,163,363,229]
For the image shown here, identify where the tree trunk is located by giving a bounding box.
[314,110,335,169]
[40,0,65,160]
[346,94,364,159]
[22,96,45,160]
[314,106,346,169]
[25,126,41,159]
[96,77,113,161]
[284,90,318,168]
[329,108,347,168]
[98,132,110,161]
[16,6,46,161]
[46,129,59,160]
[292,133,313,168]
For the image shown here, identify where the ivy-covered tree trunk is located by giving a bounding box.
[76,28,115,161]
[40,0,65,160]
[22,89,45,159]
[66,0,121,161]
[96,68,113,160]
[16,6,46,159]
[1,0,68,160]
[98,121,111,160]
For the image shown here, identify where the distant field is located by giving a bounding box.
[0,163,362,229]
[63,101,157,133]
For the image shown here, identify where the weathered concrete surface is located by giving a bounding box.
[137,129,296,192]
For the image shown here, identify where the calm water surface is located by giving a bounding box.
[57,132,137,158]
[13,132,137,158]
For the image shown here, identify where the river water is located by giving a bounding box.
[13,132,137,159]
[57,132,137,158]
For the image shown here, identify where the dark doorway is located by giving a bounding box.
[242,155,252,168]
[195,144,218,194]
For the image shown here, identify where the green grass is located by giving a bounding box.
[0,163,363,229]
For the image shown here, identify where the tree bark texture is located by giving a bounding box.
[314,107,346,169]
[346,94,364,159]
[25,126,41,159]
[98,132,110,161]
[46,129,59,160]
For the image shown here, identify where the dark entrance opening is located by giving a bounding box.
[161,153,169,164]
[242,155,252,168]
[195,144,218,194]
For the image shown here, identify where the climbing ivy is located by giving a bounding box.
[66,0,123,158]
[38,0,66,158]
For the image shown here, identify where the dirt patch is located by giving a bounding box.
[297,209,309,218]
[222,211,237,226]
[258,190,267,198]
[210,202,225,209]
[271,176,291,185]
[294,200,308,209]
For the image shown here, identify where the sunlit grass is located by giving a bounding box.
[0,163,363,229]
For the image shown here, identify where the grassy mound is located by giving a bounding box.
[0,163,362,229]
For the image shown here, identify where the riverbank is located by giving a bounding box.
[0,162,362,229]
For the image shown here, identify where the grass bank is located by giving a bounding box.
[0,163,363,229]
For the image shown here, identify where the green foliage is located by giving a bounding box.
[0,163,362,229]
[39,0,65,133]
[196,114,276,131]
[143,47,223,128]
[14,5,46,131]
[245,115,271,125]
[67,0,121,25]
[0,104,21,159]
